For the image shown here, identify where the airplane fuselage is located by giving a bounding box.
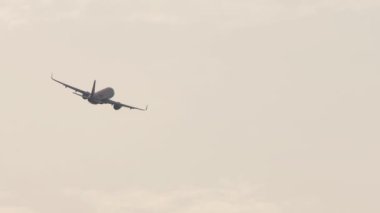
[51,75,147,111]
[88,87,115,104]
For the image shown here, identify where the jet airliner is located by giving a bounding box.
[51,75,147,111]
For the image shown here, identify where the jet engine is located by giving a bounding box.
[113,104,122,110]
[82,92,91,100]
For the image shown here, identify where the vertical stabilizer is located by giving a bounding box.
[90,80,96,97]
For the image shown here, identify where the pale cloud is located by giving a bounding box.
[0,3,29,27]
[0,206,36,213]
[0,0,379,28]
[0,191,35,213]
[206,0,380,27]
[0,0,90,27]
[62,182,291,213]
[124,12,181,25]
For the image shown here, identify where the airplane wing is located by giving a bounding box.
[105,99,148,111]
[51,74,89,95]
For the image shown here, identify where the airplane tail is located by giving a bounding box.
[90,80,96,97]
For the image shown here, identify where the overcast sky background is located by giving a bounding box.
[0,0,379,213]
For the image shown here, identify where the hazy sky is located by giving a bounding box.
[1,0,380,212]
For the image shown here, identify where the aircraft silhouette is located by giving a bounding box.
[51,74,148,111]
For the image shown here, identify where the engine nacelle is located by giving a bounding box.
[82,92,91,100]
[113,104,122,110]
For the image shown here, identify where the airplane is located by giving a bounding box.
[51,74,148,111]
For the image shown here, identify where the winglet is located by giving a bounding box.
[51,73,59,83]
[145,105,149,111]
